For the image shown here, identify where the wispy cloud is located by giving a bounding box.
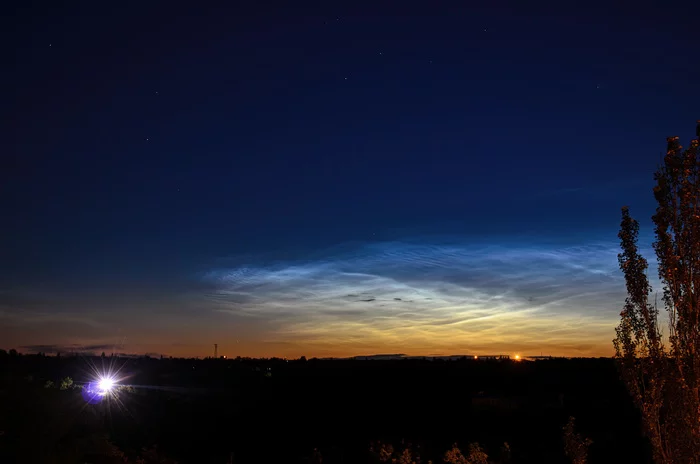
[203,238,636,356]
[20,343,115,354]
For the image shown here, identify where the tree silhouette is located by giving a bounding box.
[498,442,511,463]
[562,417,592,464]
[443,443,488,464]
[615,122,700,463]
[309,448,323,464]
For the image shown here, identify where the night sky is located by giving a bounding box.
[3,1,699,358]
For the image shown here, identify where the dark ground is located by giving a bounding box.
[0,353,650,463]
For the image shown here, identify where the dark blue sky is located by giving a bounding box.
[3,0,699,358]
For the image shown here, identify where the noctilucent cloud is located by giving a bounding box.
[204,238,645,357]
[2,0,698,358]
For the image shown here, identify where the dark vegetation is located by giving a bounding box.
[614,124,700,463]
[0,351,649,463]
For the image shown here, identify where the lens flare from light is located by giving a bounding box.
[82,375,120,404]
[98,377,115,394]
[80,354,131,405]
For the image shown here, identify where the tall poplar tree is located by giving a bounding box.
[615,121,700,463]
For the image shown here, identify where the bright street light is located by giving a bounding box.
[97,376,115,395]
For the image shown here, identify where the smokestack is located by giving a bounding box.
[214,344,218,359]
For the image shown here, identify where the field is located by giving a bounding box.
[0,354,650,463]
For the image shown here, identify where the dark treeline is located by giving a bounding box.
[0,352,650,463]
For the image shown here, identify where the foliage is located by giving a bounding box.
[309,448,323,464]
[44,380,54,389]
[107,442,178,464]
[59,376,73,390]
[118,384,136,394]
[396,448,416,464]
[615,123,700,463]
[136,445,179,464]
[370,441,421,464]
[372,442,398,463]
[369,440,509,464]
[498,442,511,463]
[562,417,592,464]
[379,444,394,462]
[443,443,488,464]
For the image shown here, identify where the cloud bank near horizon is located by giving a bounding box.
[203,238,648,357]
[2,235,662,358]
